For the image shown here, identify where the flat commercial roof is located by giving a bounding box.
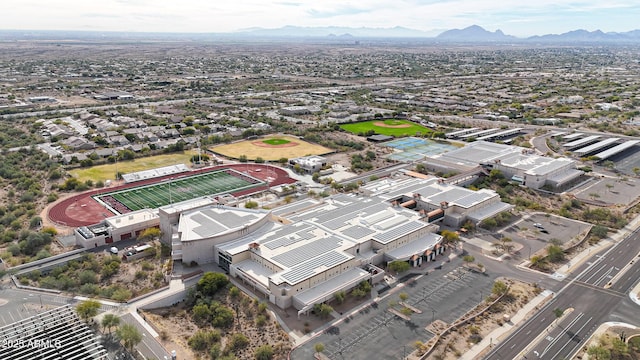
[460,128,500,139]
[563,135,600,148]
[446,127,479,138]
[562,132,583,140]
[385,233,442,261]
[107,209,157,229]
[178,206,268,241]
[594,140,640,160]
[293,268,371,311]
[476,128,523,141]
[573,138,620,156]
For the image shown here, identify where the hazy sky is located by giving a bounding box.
[3,0,640,37]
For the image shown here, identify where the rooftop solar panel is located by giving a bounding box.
[280,250,350,284]
[373,221,425,244]
[272,236,342,268]
[342,225,376,239]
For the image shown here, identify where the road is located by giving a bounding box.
[484,228,640,360]
[120,313,171,360]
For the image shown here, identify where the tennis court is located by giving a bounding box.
[93,169,264,213]
[384,137,458,162]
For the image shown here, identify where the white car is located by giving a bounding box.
[109,247,118,254]
[533,223,544,229]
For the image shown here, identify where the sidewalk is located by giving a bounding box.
[460,289,554,360]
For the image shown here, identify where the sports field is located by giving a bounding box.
[262,138,291,145]
[69,151,197,183]
[211,135,332,161]
[340,119,431,137]
[94,169,263,213]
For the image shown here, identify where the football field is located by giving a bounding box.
[94,169,263,213]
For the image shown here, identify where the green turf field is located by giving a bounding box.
[262,138,291,145]
[69,151,197,183]
[340,119,431,137]
[94,169,263,212]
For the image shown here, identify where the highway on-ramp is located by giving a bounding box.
[484,228,640,360]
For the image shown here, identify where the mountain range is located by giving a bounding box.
[3,25,640,43]
[240,24,640,43]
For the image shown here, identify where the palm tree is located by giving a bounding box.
[101,314,120,334]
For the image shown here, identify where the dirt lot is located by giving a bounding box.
[144,290,292,360]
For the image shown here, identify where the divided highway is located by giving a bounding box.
[485,228,640,360]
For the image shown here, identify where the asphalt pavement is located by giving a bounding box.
[484,227,640,360]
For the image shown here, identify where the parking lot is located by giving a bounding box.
[572,176,639,206]
[292,263,495,360]
[498,213,592,258]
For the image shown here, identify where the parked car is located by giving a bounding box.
[109,246,118,254]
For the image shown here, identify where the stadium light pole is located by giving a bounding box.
[169,178,173,204]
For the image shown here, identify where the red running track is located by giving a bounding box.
[48,164,297,228]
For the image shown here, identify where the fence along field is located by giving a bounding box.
[93,169,263,213]
[339,119,432,137]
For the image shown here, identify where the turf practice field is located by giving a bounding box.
[340,119,432,137]
[93,169,263,213]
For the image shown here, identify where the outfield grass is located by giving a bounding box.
[340,119,431,137]
[263,138,291,145]
[69,151,196,183]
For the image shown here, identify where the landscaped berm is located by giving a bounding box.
[340,119,431,137]
[210,135,332,161]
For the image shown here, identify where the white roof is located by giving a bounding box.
[178,206,269,241]
[107,209,158,228]
[385,233,442,261]
[293,268,371,310]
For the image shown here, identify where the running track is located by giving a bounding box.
[48,164,296,227]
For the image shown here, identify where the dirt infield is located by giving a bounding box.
[373,121,411,128]
[210,135,332,160]
[47,164,296,228]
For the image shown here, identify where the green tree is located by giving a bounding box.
[491,281,508,296]
[591,225,609,239]
[314,342,325,355]
[76,299,101,322]
[500,237,513,254]
[188,329,221,351]
[101,313,120,334]
[388,260,410,274]
[463,255,475,264]
[587,345,611,360]
[227,333,249,352]
[399,292,409,302]
[138,227,161,241]
[440,230,460,248]
[313,303,334,319]
[116,323,143,351]
[254,344,274,360]
[197,272,229,297]
[547,244,565,262]
[244,200,259,209]
[334,290,346,304]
